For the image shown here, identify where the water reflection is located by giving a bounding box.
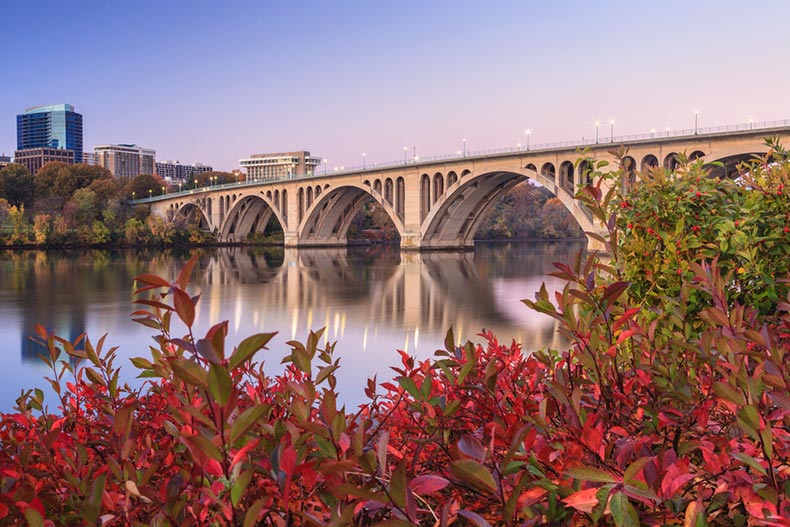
[0,242,584,408]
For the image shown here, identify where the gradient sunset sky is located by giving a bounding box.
[2,0,790,171]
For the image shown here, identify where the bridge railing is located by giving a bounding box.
[132,118,790,204]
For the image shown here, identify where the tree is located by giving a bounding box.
[34,162,112,201]
[68,188,99,225]
[33,162,71,198]
[88,177,122,204]
[0,163,35,207]
[125,173,165,199]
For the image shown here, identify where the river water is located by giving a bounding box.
[0,241,584,411]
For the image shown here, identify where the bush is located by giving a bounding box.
[2,145,790,525]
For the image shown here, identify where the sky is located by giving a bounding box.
[2,0,790,172]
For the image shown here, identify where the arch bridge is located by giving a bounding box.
[145,122,790,250]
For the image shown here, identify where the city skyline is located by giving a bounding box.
[2,1,790,172]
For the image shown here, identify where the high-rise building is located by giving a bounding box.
[13,147,74,175]
[239,151,321,182]
[94,144,156,180]
[16,104,83,164]
[155,160,213,182]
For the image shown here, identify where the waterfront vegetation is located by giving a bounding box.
[0,163,241,247]
[1,143,790,525]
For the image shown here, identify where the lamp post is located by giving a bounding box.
[132,191,136,201]
[149,189,152,199]
[462,138,467,157]
[323,158,328,175]
[525,129,532,150]
[161,186,165,195]
[363,153,366,169]
[694,110,700,134]
[609,119,615,143]
[403,146,408,164]
[749,118,754,130]
[179,182,182,193]
[594,121,600,144]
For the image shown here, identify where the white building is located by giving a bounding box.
[240,151,321,182]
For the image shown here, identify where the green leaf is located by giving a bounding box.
[565,466,619,483]
[169,357,207,389]
[450,459,498,495]
[623,457,653,485]
[609,491,639,527]
[229,332,276,370]
[230,404,270,445]
[736,405,761,441]
[208,364,233,406]
[713,382,746,406]
[231,468,253,506]
[183,434,222,462]
[398,376,420,399]
[732,452,767,475]
[244,498,266,527]
[24,508,44,527]
[291,346,312,374]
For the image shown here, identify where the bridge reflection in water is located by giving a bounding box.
[180,243,581,400]
[0,243,582,407]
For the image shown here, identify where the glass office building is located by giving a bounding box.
[16,104,83,164]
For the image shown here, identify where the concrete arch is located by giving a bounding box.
[578,159,593,189]
[420,174,431,221]
[541,162,556,183]
[298,183,404,246]
[664,153,681,172]
[623,156,637,189]
[396,177,405,219]
[420,169,593,249]
[373,179,382,194]
[174,202,210,230]
[219,195,285,242]
[525,163,537,172]
[447,171,458,187]
[384,178,394,205]
[641,154,659,172]
[560,161,574,191]
[433,172,444,203]
[689,150,705,161]
[704,150,766,179]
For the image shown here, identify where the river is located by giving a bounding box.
[0,241,584,411]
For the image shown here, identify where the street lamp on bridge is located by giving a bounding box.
[525,129,532,150]
[403,146,408,164]
[594,121,600,144]
[609,119,615,143]
[694,110,700,135]
[363,152,366,169]
[323,158,328,175]
[462,138,467,157]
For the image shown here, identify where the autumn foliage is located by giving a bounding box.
[2,143,790,525]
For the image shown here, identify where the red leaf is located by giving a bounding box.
[562,487,600,513]
[173,288,195,326]
[458,435,486,462]
[409,475,449,496]
[134,273,170,288]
